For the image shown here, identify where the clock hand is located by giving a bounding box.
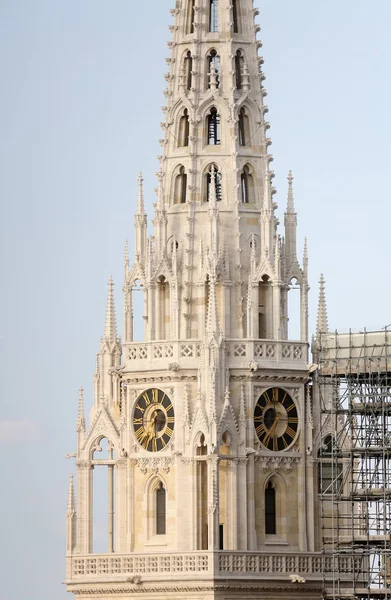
[264,414,279,446]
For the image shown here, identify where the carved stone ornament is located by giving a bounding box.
[257,455,300,471]
[136,457,174,474]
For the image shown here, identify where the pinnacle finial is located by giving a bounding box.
[317,274,329,334]
[303,238,308,275]
[104,276,117,343]
[124,240,129,269]
[67,473,76,515]
[263,167,272,210]
[76,386,86,433]
[137,172,145,215]
[286,170,295,213]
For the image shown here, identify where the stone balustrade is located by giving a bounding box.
[68,551,357,582]
[123,339,308,372]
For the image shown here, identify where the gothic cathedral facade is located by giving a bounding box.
[66,1,330,598]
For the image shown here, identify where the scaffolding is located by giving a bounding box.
[317,329,391,600]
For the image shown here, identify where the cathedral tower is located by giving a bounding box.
[65,2,332,599]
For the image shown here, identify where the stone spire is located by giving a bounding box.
[317,274,329,334]
[76,386,85,433]
[104,276,117,343]
[206,276,221,338]
[134,172,147,262]
[284,170,298,265]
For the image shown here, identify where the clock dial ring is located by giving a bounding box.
[133,388,175,452]
[254,387,298,451]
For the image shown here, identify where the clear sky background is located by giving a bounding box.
[0,1,390,599]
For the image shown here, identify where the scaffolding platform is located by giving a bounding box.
[317,329,391,600]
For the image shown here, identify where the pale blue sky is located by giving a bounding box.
[0,1,390,599]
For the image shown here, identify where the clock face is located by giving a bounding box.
[133,388,175,452]
[254,387,299,451]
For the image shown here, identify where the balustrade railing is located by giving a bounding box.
[124,339,308,369]
[68,551,354,581]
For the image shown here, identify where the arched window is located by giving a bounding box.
[241,164,254,204]
[184,51,193,90]
[174,166,187,204]
[207,49,220,89]
[235,50,244,89]
[265,480,276,535]
[210,0,219,32]
[185,0,195,34]
[232,0,239,33]
[156,482,166,535]
[206,164,222,202]
[318,435,343,495]
[238,107,250,146]
[207,107,221,145]
[178,109,190,147]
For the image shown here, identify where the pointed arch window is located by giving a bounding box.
[184,51,193,90]
[241,164,254,204]
[238,107,250,146]
[235,50,244,89]
[265,480,276,535]
[207,49,220,89]
[178,109,190,147]
[206,164,222,202]
[209,0,219,32]
[207,107,221,145]
[232,0,239,33]
[185,0,195,34]
[156,482,166,535]
[174,166,187,204]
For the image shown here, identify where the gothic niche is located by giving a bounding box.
[91,437,116,553]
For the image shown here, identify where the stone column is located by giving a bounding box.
[247,454,257,549]
[207,455,220,551]
[237,457,248,549]
[77,461,93,554]
[115,459,127,553]
[108,464,114,553]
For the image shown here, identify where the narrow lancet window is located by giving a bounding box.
[241,165,254,203]
[210,0,219,32]
[235,50,244,89]
[174,166,187,204]
[156,483,166,535]
[238,107,249,146]
[265,481,276,535]
[206,164,222,202]
[185,51,193,90]
[232,0,239,33]
[179,109,190,147]
[207,107,221,145]
[185,0,195,34]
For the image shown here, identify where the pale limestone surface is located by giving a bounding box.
[65,1,339,598]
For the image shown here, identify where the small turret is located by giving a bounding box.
[284,171,298,268]
[76,387,86,451]
[134,172,147,263]
[104,276,117,344]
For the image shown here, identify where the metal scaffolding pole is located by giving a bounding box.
[317,328,391,600]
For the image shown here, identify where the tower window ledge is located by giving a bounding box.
[145,538,168,547]
[264,537,289,546]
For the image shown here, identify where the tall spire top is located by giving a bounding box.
[317,274,329,334]
[136,172,145,215]
[104,276,117,343]
[76,386,85,433]
[67,473,76,516]
[124,240,129,269]
[286,170,296,214]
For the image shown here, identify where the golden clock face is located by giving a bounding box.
[133,388,175,452]
[254,387,299,451]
